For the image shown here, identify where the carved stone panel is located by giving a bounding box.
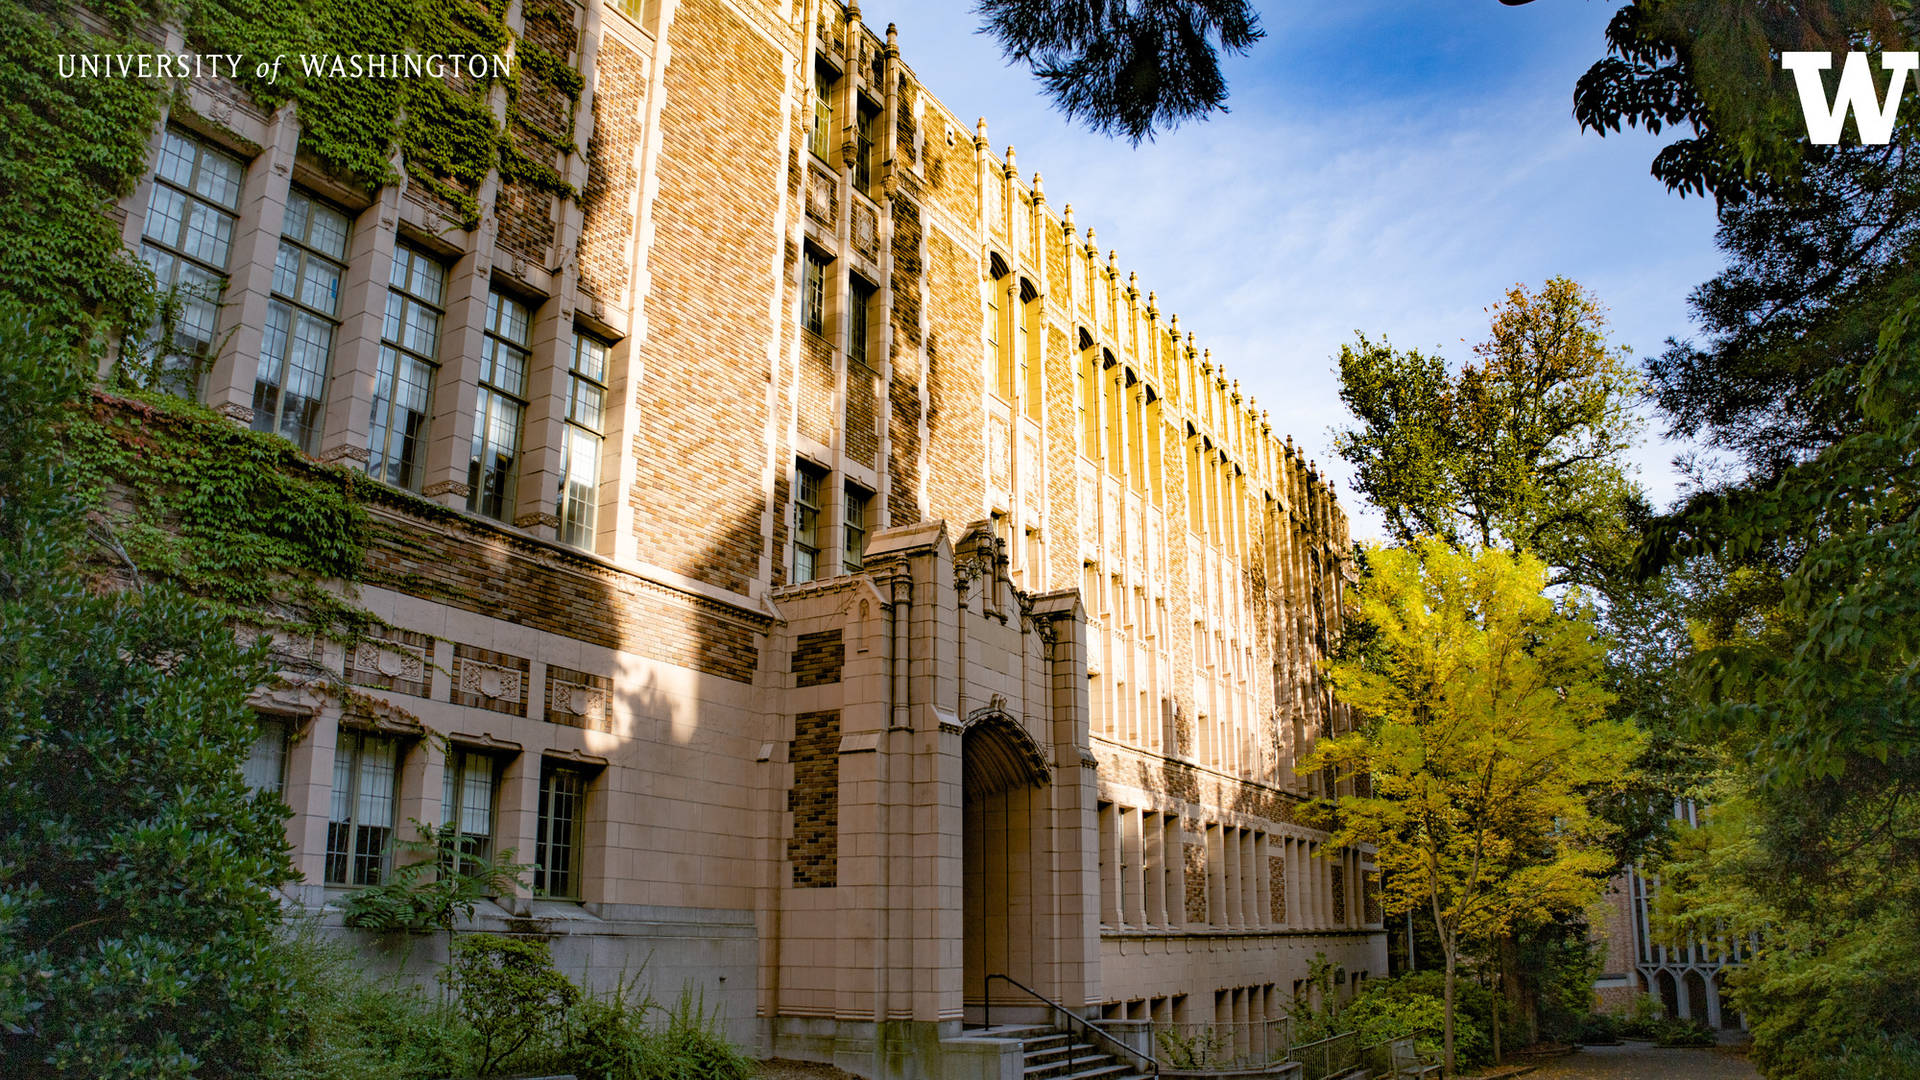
[806,166,838,227]
[345,626,433,699]
[545,664,613,732]
[451,643,531,718]
[852,201,879,260]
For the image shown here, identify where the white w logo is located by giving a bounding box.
[1782,51,1918,145]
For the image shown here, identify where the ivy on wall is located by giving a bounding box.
[66,388,377,640]
[0,0,589,629]
[0,8,164,343]
[181,0,582,226]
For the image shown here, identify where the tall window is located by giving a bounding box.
[854,101,878,194]
[442,748,500,873]
[242,716,290,796]
[802,250,828,336]
[535,765,587,899]
[369,245,445,490]
[848,276,875,367]
[326,730,400,886]
[139,128,245,397]
[468,290,532,520]
[254,189,350,450]
[810,65,835,160]
[792,461,826,583]
[843,483,871,573]
[558,332,609,548]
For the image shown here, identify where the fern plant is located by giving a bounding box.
[340,819,530,933]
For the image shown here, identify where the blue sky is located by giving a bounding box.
[853,0,1728,539]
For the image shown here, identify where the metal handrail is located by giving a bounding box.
[983,972,1160,1076]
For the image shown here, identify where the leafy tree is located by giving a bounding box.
[975,0,1264,142]
[0,303,297,1077]
[1332,278,1643,595]
[1303,541,1642,1077]
[1572,1,1912,203]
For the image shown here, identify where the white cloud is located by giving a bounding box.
[854,1,1727,539]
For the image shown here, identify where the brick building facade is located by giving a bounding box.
[1591,800,1746,1031]
[107,0,1386,1075]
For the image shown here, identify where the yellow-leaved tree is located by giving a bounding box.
[1303,540,1642,1077]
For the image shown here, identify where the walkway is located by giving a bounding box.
[1520,1041,1760,1080]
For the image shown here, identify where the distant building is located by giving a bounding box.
[100,0,1385,1075]
[1593,800,1746,1029]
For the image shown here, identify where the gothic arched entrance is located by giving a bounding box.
[961,710,1053,1018]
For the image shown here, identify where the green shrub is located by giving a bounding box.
[267,929,470,1080]
[1342,990,1449,1062]
[1291,971,1492,1069]
[559,982,753,1080]
[1575,1012,1619,1044]
[443,934,579,1076]
[1823,1034,1920,1080]
[1652,1018,1716,1047]
[0,303,297,1078]
[1616,993,1664,1040]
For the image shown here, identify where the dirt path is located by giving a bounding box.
[1520,1041,1761,1080]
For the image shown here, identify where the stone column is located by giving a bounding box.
[317,185,403,469]
[203,106,298,422]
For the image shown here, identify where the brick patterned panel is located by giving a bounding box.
[894,80,918,163]
[627,0,783,594]
[791,629,844,687]
[889,198,922,351]
[788,709,840,888]
[404,179,468,231]
[1270,854,1287,924]
[452,643,531,717]
[344,625,433,698]
[358,502,762,684]
[1184,840,1208,924]
[545,664,613,731]
[888,363,922,525]
[1364,873,1382,925]
[495,176,556,267]
[800,331,833,446]
[847,361,878,468]
[923,227,985,523]
[1331,863,1347,925]
[579,37,643,308]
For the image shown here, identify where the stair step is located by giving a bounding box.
[1025,1042,1098,1063]
[1046,1063,1137,1080]
[976,1024,1055,1039]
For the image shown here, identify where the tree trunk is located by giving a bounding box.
[1444,947,1457,1079]
[1492,959,1502,1065]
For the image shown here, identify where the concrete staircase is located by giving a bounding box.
[971,1025,1152,1080]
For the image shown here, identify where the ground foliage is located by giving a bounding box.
[270,929,757,1080]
